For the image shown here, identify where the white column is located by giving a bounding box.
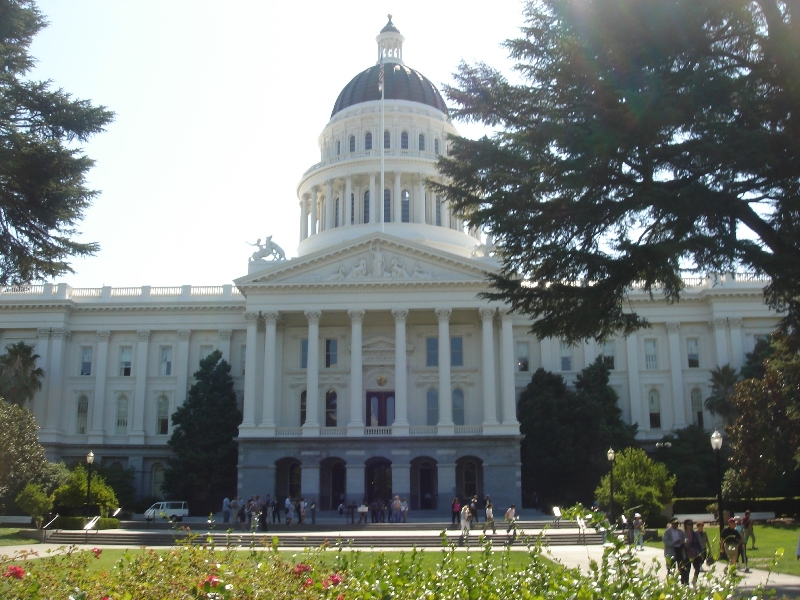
[218,329,232,363]
[666,322,685,429]
[416,177,426,224]
[729,318,744,369]
[626,333,643,430]
[436,308,454,432]
[45,328,67,433]
[348,310,365,435]
[310,187,318,235]
[175,330,191,406]
[540,338,554,372]
[393,173,401,223]
[325,179,334,230]
[392,461,411,499]
[392,309,409,434]
[500,312,518,426]
[442,197,452,228]
[300,196,308,241]
[130,329,150,441]
[346,462,365,504]
[480,308,499,426]
[345,176,352,226]
[301,463,320,501]
[303,310,321,434]
[437,462,457,504]
[369,173,377,224]
[261,312,278,431]
[584,339,597,367]
[34,328,51,427]
[89,330,110,442]
[711,318,729,367]
[241,312,259,429]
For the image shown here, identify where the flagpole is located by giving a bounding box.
[380,56,385,234]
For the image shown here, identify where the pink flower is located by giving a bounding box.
[323,580,329,589]
[203,575,220,588]
[293,562,313,576]
[337,595,345,600]
[3,565,24,579]
[303,577,314,589]
[92,547,102,559]
[328,573,343,586]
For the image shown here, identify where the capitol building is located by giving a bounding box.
[0,19,779,512]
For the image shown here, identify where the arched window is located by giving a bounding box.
[401,131,409,149]
[401,190,410,222]
[434,138,440,154]
[426,389,438,426]
[463,461,477,498]
[418,133,425,151]
[116,395,128,435]
[334,197,340,227]
[384,130,390,149]
[691,388,704,428]
[363,190,370,224]
[648,389,661,429]
[300,390,307,426]
[349,135,355,152]
[156,395,169,435]
[435,196,442,226]
[452,389,465,426]
[152,463,165,499]
[76,395,88,434]
[336,140,341,155]
[383,189,391,223]
[365,132,373,150]
[325,390,337,427]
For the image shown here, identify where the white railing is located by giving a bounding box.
[276,427,303,437]
[409,426,437,435]
[364,426,392,436]
[735,272,771,283]
[682,277,706,287]
[150,287,182,296]
[321,427,347,436]
[455,426,483,435]
[110,287,142,297]
[71,288,102,297]
[1,285,44,295]
[191,286,224,296]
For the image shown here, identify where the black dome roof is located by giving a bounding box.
[331,63,448,118]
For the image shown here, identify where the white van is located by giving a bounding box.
[144,501,189,522]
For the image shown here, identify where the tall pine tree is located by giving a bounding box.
[163,351,241,515]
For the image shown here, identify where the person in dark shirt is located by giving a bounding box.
[721,517,747,571]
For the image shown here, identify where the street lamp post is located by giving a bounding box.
[710,430,724,539]
[86,451,94,515]
[607,447,616,524]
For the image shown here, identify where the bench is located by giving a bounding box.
[673,513,715,524]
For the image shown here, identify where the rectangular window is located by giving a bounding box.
[115,396,128,434]
[649,411,661,428]
[644,339,658,370]
[119,346,132,376]
[159,346,173,376]
[76,397,88,434]
[157,397,169,435]
[325,338,338,368]
[560,341,572,372]
[687,338,700,368]
[516,342,530,372]
[80,347,92,376]
[602,341,615,370]
[426,337,438,367]
[301,338,308,369]
[240,344,246,376]
[450,336,463,367]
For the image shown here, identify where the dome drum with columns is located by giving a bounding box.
[0,18,780,512]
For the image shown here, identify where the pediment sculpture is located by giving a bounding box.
[247,236,286,262]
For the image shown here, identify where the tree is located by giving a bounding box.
[654,426,723,497]
[0,399,45,504]
[704,365,740,427]
[435,0,800,343]
[162,350,241,515]
[518,358,637,508]
[0,341,43,406]
[0,0,113,285]
[51,464,118,515]
[15,482,51,527]
[594,448,675,522]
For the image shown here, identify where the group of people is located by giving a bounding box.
[221,495,317,530]
[454,495,518,540]
[348,496,410,523]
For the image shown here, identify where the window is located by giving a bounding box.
[401,190,410,222]
[300,390,307,426]
[336,140,341,155]
[119,346,132,376]
[691,388,704,427]
[384,130,390,149]
[602,341,615,370]
[367,392,394,426]
[418,133,425,151]
[434,138,440,154]
[644,339,658,370]
[363,190,370,223]
[200,345,213,360]
[648,389,661,429]
[350,192,355,223]
[453,389,465,425]
[516,342,530,372]
[156,395,169,434]
[335,197,340,227]
[116,396,129,434]
[325,390,337,427]
[426,337,438,367]
[365,132,372,150]
[301,338,309,369]
[451,336,464,367]
[383,189,391,222]
[401,131,409,149]
[240,344,246,376]
[325,338,338,368]
[435,196,442,226]
[76,396,88,434]
[80,347,92,376]
[687,338,699,368]
[159,346,172,376]
[560,341,572,371]
[426,389,438,426]
[349,135,355,152]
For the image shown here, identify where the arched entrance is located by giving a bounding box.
[319,457,346,510]
[410,456,438,510]
[275,457,301,503]
[365,457,392,503]
[455,456,484,501]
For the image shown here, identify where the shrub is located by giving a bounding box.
[14,483,52,527]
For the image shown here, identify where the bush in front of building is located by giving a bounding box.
[52,516,120,530]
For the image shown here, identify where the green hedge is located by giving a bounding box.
[672,497,800,518]
[53,516,120,530]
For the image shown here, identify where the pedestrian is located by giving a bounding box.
[392,495,401,523]
[470,495,480,525]
[272,496,281,523]
[237,498,247,531]
[721,517,746,571]
[249,499,261,532]
[484,501,496,534]
[662,518,685,573]
[460,503,472,542]
[401,497,409,523]
[358,499,369,524]
[451,497,461,525]
[284,496,291,522]
[694,522,710,575]
[735,516,750,571]
[310,498,317,525]
[632,512,644,550]
[682,519,703,585]
[299,498,307,524]
[264,494,273,524]
[742,509,757,550]
[504,504,517,537]
[222,497,231,524]
[259,496,268,531]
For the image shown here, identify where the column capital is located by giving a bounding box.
[51,328,70,339]
[245,311,260,324]
[391,309,409,321]
[177,329,191,340]
[709,318,727,331]
[263,311,279,323]
[665,322,680,332]
[218,329,232,340]
[435,308,452,321]
[305,310,322,322]
[479,307,496,320]
[728,317,742,327]
[96,330,111,341]
[137,329,151,341]
[37,327,50,337]
[348,309,365,323]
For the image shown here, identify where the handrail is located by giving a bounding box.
[84,515,101,543]
[41,513,59,542]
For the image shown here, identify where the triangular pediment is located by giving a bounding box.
[234,232,498,291]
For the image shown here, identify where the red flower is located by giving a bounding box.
[3,565,24,579]
[303,577,314,589]
[328,573,343,586]
[92,547,102,559]
[202,575,220,588]
[337,595,345,600]
[293,563,313,576]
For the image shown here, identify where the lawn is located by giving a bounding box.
[648,522,800,576]
[0,527,42,546]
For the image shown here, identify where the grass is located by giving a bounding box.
[648,522,800,576]
[0,527,42,546]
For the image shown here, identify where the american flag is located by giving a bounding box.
[378,59,384,93]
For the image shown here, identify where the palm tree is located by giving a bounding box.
[0,342,44,406]
[704,365,740,427]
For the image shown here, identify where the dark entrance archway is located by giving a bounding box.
[410,456,438,510]
[275,457,301,503]
[365,457,392,503]
[319,457,346,510]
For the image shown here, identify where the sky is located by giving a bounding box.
[27,0,525,288]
